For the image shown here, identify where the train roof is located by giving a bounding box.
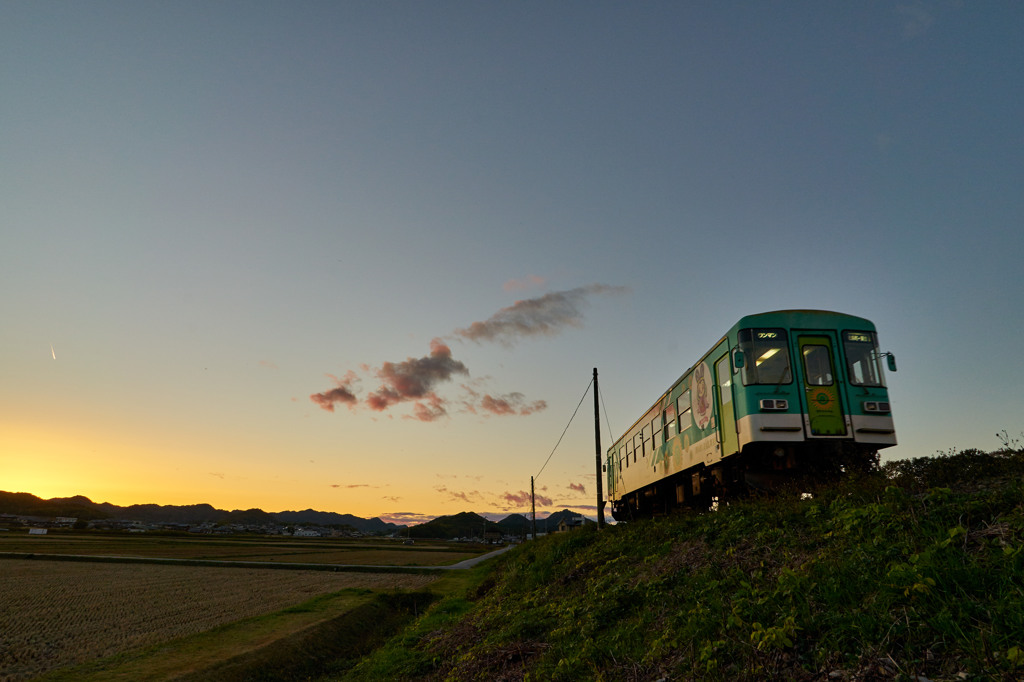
[733,309,877,331]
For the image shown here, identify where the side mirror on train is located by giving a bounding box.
[886,354,897,372]
[733,349,745,369]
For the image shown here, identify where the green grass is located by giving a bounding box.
[337,446,1024,681]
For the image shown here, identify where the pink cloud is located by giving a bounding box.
[569,482,586,495]
[503,275,546,292]
[310,371,360,412]
[366,339,467,413]
[410,393,448,422]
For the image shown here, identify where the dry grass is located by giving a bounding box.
[0,560,436,682]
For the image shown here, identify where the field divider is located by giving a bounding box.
[0,545,513,572]
[0,551,440,574]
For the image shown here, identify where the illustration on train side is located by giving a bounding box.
[605,310,897,520]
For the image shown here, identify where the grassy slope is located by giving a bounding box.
[339,448,1024,681]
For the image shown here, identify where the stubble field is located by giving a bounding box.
[0,533,479,566]
[0,559,437,682]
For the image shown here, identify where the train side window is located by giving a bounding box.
[618,446,624,471]
[652,415,663,449]
[642,424,652,456]
[663,403,677,440]
[737,329,792,385]
[625,439,633,467]
[677,390,692,431]
[636,432,645,459]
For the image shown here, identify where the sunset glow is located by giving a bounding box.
[3,4,1022,524]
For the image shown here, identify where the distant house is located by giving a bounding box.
[557,514,585,533]
[28,528,47,535]
[293,527,320,537]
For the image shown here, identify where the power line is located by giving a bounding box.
[599,382,615,451]
[535,377,593,481]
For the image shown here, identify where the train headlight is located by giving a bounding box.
[759,399,788,411]
[863,401,891,413]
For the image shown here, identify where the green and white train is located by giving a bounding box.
[605,310,897,520]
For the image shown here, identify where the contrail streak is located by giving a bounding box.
[50,343,56,360]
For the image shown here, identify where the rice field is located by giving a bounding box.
[0,534,480,566]
[0,559,437,682]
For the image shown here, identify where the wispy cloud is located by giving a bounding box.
[310,283,624,420]
[568,482,586,495]
[461,385,547,417]
[502,490,553,507]
[378,511,435,526]
[435,485,485,505]
[454,284,628,347]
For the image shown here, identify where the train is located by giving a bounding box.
[604,310,897,520]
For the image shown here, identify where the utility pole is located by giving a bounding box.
[531,475,536,540]
[594,368,606,529]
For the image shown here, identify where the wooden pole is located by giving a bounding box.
[531,475,536,539]
[594,368,606,529]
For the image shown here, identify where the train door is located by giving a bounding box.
[714,353,739,456]
[797,334,848,436]
[607,448,618,501]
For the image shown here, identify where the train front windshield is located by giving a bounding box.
[738,329,793,385]
[843,331,886,387]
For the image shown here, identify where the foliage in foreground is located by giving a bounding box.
[339,446,1024,681]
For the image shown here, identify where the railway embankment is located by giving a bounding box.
[338,444,1024,681]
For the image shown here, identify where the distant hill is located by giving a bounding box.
[274,509,398,534]
[496,513,531,531]
[0,492,109,520]
[495,511,594,534]
[406,510,595,539]
[408,511,502,539]
[0,491,401,534]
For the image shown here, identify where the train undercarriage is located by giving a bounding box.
[609,442,880,521]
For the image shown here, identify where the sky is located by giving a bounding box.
[2,2,1022,525]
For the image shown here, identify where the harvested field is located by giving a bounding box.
[0,534,481,566]
[0,560,436,682]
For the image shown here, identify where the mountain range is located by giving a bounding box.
[0,491,590,537]
[0,491,399,534]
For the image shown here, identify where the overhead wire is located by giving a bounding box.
[535,376,594,481]
[599,382,615,452]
